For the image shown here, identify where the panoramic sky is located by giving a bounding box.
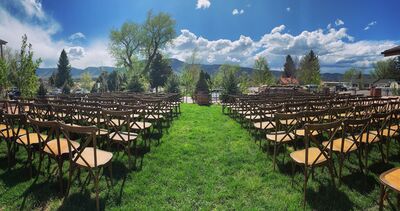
[0,0,399,73]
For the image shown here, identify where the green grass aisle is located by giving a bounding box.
[0,104,390,210]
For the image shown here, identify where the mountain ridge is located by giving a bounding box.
[36,58,359,82]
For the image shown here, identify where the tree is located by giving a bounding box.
[149,52,172,93]
[283,55,296,78]
[55,49,73,88]
[49,71,57,87]
[37,79,47,96]
[91,71,109,93]
[127,73,144,92]
[108,70,124,92]
[298,50,321,85]
[216,64,241,101]
[80,71,94,91]
[344,68,364,89]
[109,22,143,70]
[165,73,180,93]
[11,34,41,98]
[0,58,10,98]
[371,58,399,80]
[142,11,176,74]
[252,57,274,86]
[180,49,201,100]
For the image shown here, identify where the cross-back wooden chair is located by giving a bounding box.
[103,108,138,169]
[31,103,53,121]
[267,112,300,170]
[290,120,342,206]
[52,104,73,125]
[326,118,370,183]
[60,122,113,211]
[379,167,400,210]
[76,106,108,138]
[295,110,327,139]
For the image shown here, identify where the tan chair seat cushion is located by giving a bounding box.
[355,132,380,143]
[253,121,275,130]
[17,133,48,145]
[74,147,113,168]
[0,124,6,131]
[323,138,358,153]
[266,132,295,143]
[279,119,298,125]
[146,114,164,120]
[131,122,152,130]
[44,138,80,156]
[0,128,27,138]
[290,147,328,166]
[380,167,400,192]
[294,129,319,137]
[245,115,261,120]
[109,131,138,142]
[97,128,109,136]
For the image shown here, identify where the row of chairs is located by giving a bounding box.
[0,94,181,210]
[225,93,400,209]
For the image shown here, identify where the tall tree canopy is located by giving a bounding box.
[80,72,94,91]
[283,55,296,78]
[149,52,172,93]
[108,70,124,92]
[252,57,274,86]
[0,58,10,98]
[165,73,180,93]
[55,49,73,88]
[109,10,176,78]
[11,35,41,97]
[371,57,399,80]
[91,71,109,93]
[298,50,321,85]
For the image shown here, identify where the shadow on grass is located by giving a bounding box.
[307,184,353,210]
[19,179,61,210]
[58,191,101,211]
[0,165,32,187]
[369,161,395,175]
[341,172,377,194]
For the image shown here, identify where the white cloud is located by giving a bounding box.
[0,6,113,68]
[166,27,397,72]
[364,21,377,31]
[286,7,291,12]
[196,0,211,9]
[232,9,244,15]
[20,0,45,20]
[327,23,332,29]
[69,32,86,41]
[271,25,286,34]
[335,19,344,26]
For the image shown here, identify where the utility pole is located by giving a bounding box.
[0,39,7,60]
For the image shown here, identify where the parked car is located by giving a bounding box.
[303,84,319,92]
[335,84,348,92]
[74,88,89,94]
[8,88,20,100]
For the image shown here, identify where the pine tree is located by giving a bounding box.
[37,79,47,96]
[298,50,321,85]
[252,57,274,86]
[55,49,73,88]
[283,55,296,78]
[165,73,180,93]
[149,52,172,93]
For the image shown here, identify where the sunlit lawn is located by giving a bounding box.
[0,104,398,210]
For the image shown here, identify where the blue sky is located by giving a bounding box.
[0,0,399,73]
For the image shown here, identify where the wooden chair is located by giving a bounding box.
[325,118,370,183]
[27,116,77,191]
[379,167,400,210]
[60,122,113,211]
[266,112,299,170]
[290,120,341,206]
[102,108,138,169]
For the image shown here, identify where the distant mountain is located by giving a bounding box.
[36,58,364,82]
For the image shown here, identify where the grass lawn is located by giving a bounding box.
[0,103,398,210]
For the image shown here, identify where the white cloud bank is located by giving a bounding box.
[166,26,398,72]
[0,2,114,68]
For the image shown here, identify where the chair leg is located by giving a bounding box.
[379,184,385,211]
[291,162,295,187]
[94,170,100,211]
[273,142,277,171]
[328,160,336,187]
[58,159,64,193]
[108,164,113,186]
[303,167,308,208]
[338,154,344,186]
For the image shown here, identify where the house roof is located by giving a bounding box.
[0,39,7,45]
[279,76,299,85]
[382,45,400,57]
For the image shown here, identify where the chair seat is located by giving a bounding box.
[131,122,152,130]
[245,115,261,120]
[290,147,328,166]
[97,128,109,136]
[266,132,295,143]
[355,132,380,143]
[323,138,358,153]
[0,124,6,131]
[253,121,275,130]
[294,129,319,137]
[109,131,138,142]
[44,138,80,156]
[279,119,298,125]
[17,133,48,145]
[146,114,164,120]
[381,127,399,137]
[380,167,400,192]
[0,128,27,138]
[74,147,113,168]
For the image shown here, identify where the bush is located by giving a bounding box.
[37,80,47,96]
[165,73,180,93]
[127,74,144,92]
